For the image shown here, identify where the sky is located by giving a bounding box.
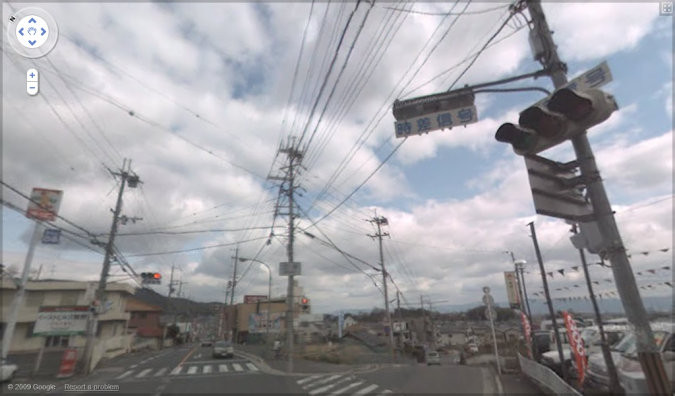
[1,1,672,315]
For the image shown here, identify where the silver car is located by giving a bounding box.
[212,341,234,359]
[426,351,441,366]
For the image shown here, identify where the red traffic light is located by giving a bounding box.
[153,273,161,279]
[301,297,308,304]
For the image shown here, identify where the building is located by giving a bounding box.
[126,298,163,349]
[1,278,135,373]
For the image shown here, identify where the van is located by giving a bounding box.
[426,351,441,366]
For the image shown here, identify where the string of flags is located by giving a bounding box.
[531,280,672,301]
[524,247,670,276]
[535,264,670,279]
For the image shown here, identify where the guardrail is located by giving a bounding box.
[518,353,581,396]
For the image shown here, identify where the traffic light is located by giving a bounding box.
[300,297,310,313]
[495,88,618,155]
[141,272,161,285]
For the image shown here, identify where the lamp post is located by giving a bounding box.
[239,258,272,342]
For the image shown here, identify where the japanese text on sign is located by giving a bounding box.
[394,105,478,138]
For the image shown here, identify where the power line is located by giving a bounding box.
[382,3,507,16]
[126,236,269,258]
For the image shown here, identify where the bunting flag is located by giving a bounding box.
[660,248,670,252]
[558,269,565,276]
[547,272,554,278]
[648,269,657,274]
[572,266,579,272]
[605,279,613,283]
[663,266,671,270]
[592,281,600,285]
[665,282,672,288]
[637,272,643,276]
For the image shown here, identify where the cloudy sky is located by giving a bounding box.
[2,2,672,315]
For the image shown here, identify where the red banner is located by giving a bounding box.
[563,311,587,385]
[520,312,533,358]
[57,349,77,378]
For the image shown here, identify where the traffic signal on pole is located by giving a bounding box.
[495,88,618,155]
[141,272,161,284]
[300,297,310,313]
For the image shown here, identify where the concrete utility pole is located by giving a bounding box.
[396,291,404,349]
[528,221,567,383]
[526,1,670,393]
[84,158,140,374]
[230,245,239,342]
[572,224,621,394]
[268,137,303,373]
[368,214,395,362]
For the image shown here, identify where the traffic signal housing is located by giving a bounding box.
[495,88,618,155]
[141,272,161,285]
[300,297,310,313]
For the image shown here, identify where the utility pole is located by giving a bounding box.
[526,1,670,393]
[268,137,303,373]
[396,291,404,349]
[528,221,567,382]
[420,295,428,346]
[572,224,621,394]
[83,158,140,374]
[230,245,239,342]
[368,213,395,362]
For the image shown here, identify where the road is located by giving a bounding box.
[4,345,541,395]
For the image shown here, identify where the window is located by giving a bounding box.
[45,335,69,348]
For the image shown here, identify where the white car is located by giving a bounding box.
[1,359,18,382]
[583,332,634,393]
[212,341,234,358]
[617,322,675,395]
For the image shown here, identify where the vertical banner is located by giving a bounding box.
[504,271,521,309]
[563,311,587,386]
[520,312,533,358]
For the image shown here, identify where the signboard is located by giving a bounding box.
[57,349,77,378]
[248,312,283,333]
[244,295,268,304]
[563,311,587,386]
[42,228,61,244]
[504,271,521,309]
[525,155,594,222]
[394,105,478,138]
[279,262,301,276]
[34,306,90,336]
[26,188,63,221]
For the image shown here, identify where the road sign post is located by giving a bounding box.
[482,287,501,375]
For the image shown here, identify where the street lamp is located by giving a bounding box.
[239,258,272,341]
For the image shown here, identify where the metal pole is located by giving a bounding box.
[526,1,669,393]
[519,264,533,322]
[231,245,239,342]
[508,252,528,317]
[2,222,43,359]
[572,224,621,394]
[486,298,502,375]
[267,267,271,342]
[375,216,396,362]
[528,221,567,382]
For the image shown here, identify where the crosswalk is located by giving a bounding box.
[296,374,392,395]
[115,361,259,380]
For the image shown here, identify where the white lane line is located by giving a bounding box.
[245,363,258,371]
[203,365,213,374]
[332,381,364,395]
[154,368,168,377]
[297,374,323,385]
[308,377,353,395]
[187,366,199,375]
[232,363,243,372]
[116,370,134,379]
[381,390,393,394]
[170,366,182,375]
[304,375,343,389]
[218,364,229,373]
[136,368,153,378]
[130,364,138,369]
[354,384,379,395]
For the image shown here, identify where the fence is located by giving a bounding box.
[518,353,582,396]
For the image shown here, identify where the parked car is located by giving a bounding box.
[583,330,635,394]
[617,322,675,395]
[212,340,234,358]
[426,350,441,366]
[1,359,18,382]
[200,338,214,347]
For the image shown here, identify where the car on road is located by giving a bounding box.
[583,330,634,394]
[212,341,234,359]
[200,338,215,347]
[617,322,675,395]
[1,359,18,382]
[426,351,441,366]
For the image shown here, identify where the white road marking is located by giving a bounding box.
[332,381,364,395]
[245,363,258,371]
[203,365,212,374]
[130,364,138,369]
[297,375,323,385]
[232,363,243,372]
[136,368,153,378]
[219,364,229,373]
[116,370,134,379]
[154,368,167,377]
[187,366,199,375]
[170,366,183,375]
[304,375,343,389]
[308,377,353,395]
[354,384,379,395]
